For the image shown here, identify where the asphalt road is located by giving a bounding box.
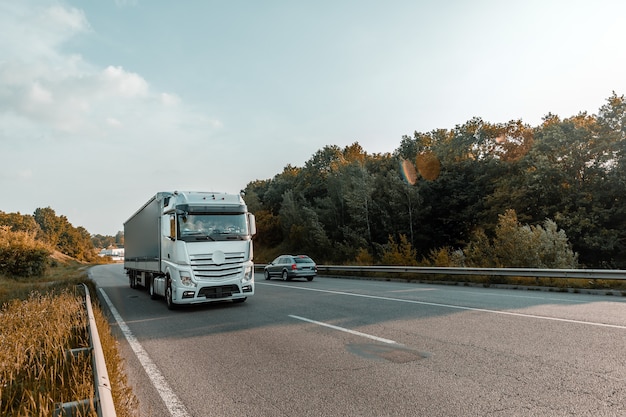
[89,264,626,417]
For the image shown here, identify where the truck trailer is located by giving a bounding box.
[124,191,256,309]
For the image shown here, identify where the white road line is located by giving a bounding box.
[98,288,191,417]
[289,314,399,344]
[259,282,626,330]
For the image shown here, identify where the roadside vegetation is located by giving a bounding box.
[246,93,626,272]
[0,226,136,416]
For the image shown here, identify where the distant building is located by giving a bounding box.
[98,247,125,261]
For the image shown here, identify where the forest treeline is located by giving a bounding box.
[244,93,626,269]
[0,207,117,276]
[2,93,625,273]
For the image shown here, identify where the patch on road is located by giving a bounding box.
[347,343,430,363]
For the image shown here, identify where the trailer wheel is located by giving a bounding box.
[129,271,137,289]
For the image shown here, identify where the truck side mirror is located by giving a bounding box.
[248,213,256,236]
[170,216,176,239]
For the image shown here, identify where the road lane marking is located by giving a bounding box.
[98,288,191,417]
[289,315,399,344]
[260,282,626,330]
[387,288,436,293]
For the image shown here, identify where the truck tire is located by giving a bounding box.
[149,277,158,300]
[129,271,137,289]
[165,284,177,310]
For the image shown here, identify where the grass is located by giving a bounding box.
[0,259,137,417]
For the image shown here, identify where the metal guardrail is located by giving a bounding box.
[316,265,626,280]
[54,284,116,417]
[256,264,626,281]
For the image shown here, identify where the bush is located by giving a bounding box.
[381,234,418,265]
[0,226,51,277]
[464,209,578,268]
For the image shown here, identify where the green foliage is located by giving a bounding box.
[0,208,102,267]
[243,92,626,268]
[0,226,51,277]
[354,248,374,265]
[426,246,465,267]
[92,231,124,249]
[32,207,97,262]
[0,211,41,234]
[464,209,578,268]
[381,234,418,266]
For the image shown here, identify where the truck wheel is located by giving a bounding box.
[149,278,157,300]
[129,272,137,289]
[166,285,177,310]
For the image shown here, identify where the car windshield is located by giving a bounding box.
[178,213,248,241]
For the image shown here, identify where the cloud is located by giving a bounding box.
[101,66,149,98]
[106,117,122,128]
[28,82,53,104]
[0,2,222,144]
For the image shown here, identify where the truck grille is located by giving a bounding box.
[190,252,245,280]
[198,285,240,299]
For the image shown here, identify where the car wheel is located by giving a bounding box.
[233,297,247,303]
[264,269,271,280]
[307,276,314,281]
[282,270,289,281]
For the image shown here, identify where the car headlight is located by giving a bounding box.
[180,271,194,287]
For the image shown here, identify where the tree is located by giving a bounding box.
[0,211,41,235]
[464,209,577,268]
[242,92,626,268]
[33,207,64,247]
[33,207,96,261]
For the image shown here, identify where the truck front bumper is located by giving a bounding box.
[173,281,254,304]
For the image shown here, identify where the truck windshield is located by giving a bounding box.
[178,213,248,241]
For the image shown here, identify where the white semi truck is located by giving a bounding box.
[124,191,256,309]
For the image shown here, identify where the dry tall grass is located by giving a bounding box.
[0,291,94,416]
[0,261,137,417]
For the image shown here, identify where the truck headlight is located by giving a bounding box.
[242,266,253,282]
[180,271,194,287]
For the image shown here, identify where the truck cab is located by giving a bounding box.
[125,191,256,309]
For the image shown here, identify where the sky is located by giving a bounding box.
[1,0,626,236]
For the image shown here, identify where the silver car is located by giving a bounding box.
[264,255,317,281]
